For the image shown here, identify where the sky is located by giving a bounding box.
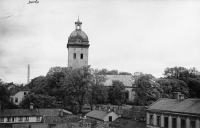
[0,0,200,84]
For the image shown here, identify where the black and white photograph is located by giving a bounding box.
[0,0,200,128]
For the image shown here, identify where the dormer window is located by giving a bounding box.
[0,118,4,122]
[36,117,40,122]
[25,117,29,121]
[7,117,11,122]
[18,117,23,122]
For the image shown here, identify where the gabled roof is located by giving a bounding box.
[104,75,135,87]
[86,110,115,121]
[147,98,200,115]
[43,115,80,124]
[109,117,146,128]
[0,109,72,117]
[121,106,146,119]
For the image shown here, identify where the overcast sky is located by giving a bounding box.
[0,0,200,84]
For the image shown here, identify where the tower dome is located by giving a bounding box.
[67,19,90,69]
[67,19,89,48]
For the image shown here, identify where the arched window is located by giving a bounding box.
[73,53,76,59]
[80,54,83,59]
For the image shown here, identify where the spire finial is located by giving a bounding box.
[78,16,79,21]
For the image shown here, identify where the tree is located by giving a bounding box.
[157,78,189,98]
[62,66,93,113]
[163,66,200,98]
[25,76,48,95]
[135,74,161,106]
[87,69,108,110]
[0,80,18,109]
[107,70,118,75]
[182,77,200,98]
[108,80,127,107]
[20,93,58,108]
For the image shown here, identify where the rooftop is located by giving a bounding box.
[104,75,135,87]
[121,106,146,119]
[147,98,200,115]
[109,117,146,128]
[0,109,72,117]
[86,110,114,121]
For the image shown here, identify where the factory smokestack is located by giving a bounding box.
[27,64,30,84]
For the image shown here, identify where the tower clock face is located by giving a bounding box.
[76,39,81,43]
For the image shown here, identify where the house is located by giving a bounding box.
[0,104,74,128]
[86,109,118,128]
[109,117,146,128]
[109,106,146,128]
[146,92,200,128]
[10,89,30,105]
[104,75,136,101]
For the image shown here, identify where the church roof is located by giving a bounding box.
[104,75,136,87]
[67,19,89,47]
[68,30,89,43]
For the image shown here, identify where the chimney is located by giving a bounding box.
[174,92,184,100]
[59,109,63,117]
[27,64,30,84]
[79,114,82,119]
[30,103,33,109]
[180,94,185,99]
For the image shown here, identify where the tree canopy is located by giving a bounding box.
[108,80,127,106]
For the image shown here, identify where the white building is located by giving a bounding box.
[146,92,200,128]
[10,90,30,105]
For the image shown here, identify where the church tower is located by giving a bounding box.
[67,19,90,68]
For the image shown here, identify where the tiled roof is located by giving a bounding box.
[43,115,80,124]
[0,109,72,117]
[109,117,146,128]
[55,123,71,128]
[12,124,30,128]
[85,110,111,120]
[121,106,146,119]
[31,124,49,128]
[104,75,135,87]
[147,98,200,114]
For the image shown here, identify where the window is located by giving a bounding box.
[73,53,76,59]
[190,120,195,128]
[150,115,153,125]
[172,118,177,128]
[18,117,23,122]
[80,54,83,59]
[181,119,186,128]
[36,117,40,122]
[164,117,168,128]
[0,118,4,122]
[157,116,161,126]
[15,98,18,103]
[109,116,112,122]
[25,117,29,121]
[7,117,11,122]
[24,92,27,95]
[12,117,14,122]
[125,91,129,99]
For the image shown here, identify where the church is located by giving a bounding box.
[67,19,136,101]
